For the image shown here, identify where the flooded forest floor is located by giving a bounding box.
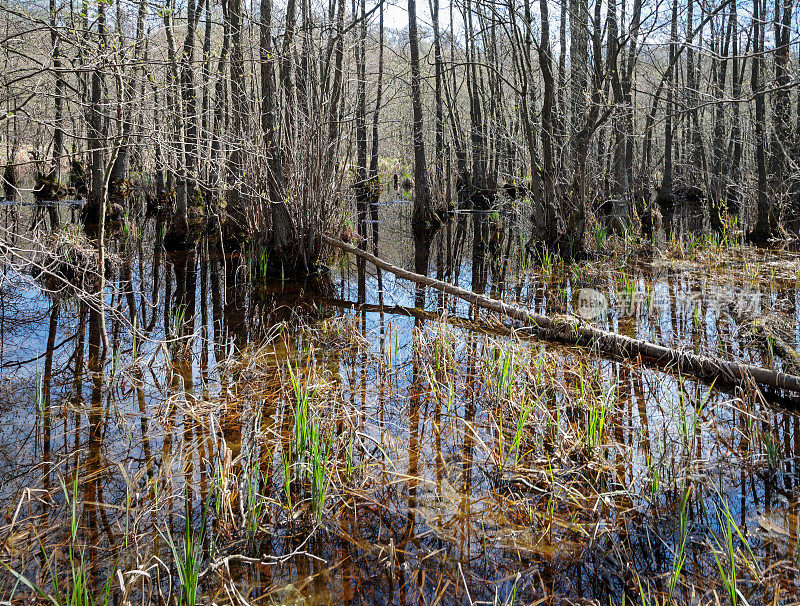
[2,199,800,605]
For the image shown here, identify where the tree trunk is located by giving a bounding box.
[710,3,733,232]
[225,0,247,241]
[325,0,346,176]
[354,0,368,251]
[569,0,588,167]
[110,0,148,207]
[749,0,773,242]
[657,0,679,214]
[260,0,286,239]
[369,0,384,181]
[429,0,445,194]
[49,0,64,185]
[200,0,212,177]
[726,0,743,214]
[537,0,561,245]
[83,0,107,224]
[623,0,642,201]
[770,0,794,223]
[210,0,230,196]
[178,0,203,215]
[368,0,384,251]
[555,0,568,157]
[608,0,628,220]
[408,0,438,229]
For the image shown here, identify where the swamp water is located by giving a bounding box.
[1,201,800,604]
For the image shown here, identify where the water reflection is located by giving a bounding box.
[0,201,799,603]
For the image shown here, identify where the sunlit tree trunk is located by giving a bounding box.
[709,3,733,232]
[408,0,437,228]
[260,0,280,201]
[109,0,147,206]
[84,0,108,224]
[727,0,743,208]
[354,0,368,251]
[369,0,384,181]
[49,0,64,185]
[608,0,628,220]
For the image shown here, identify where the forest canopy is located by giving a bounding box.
[2,0,798,262]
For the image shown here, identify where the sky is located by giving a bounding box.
[383,0,410,30]
[380,0,457,33]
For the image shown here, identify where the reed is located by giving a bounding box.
[161,499,206,606]
[508,392,536,467]
[244,461,266,550]
[667,487,690,603]
[584,383,614,451]
[617,269,636,299]
[3,466,115,606]
[762,429,781,472]
[483,344,521,403]
[287,362,334,520]
[310,415,333,520]
[6,239,800,605]
[34,364,45,417]
[281,448,293,515]
[593,223,608,250]
[536,247,555,275]
[645,446,661,502]
[711,506,739,605]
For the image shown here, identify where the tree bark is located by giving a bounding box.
[429,0,445,193]
[408,0,438,229]
[710,3,733,232]
[354,0,368,251]
[49,0,64,185]
[749,0,773,242]
[657,0,679,212]
[260,0,278,191]
[770,0,794,222]
[83,0,108,224]
[537,0,561,245]
[225,0,248,240]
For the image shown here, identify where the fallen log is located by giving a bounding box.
[323,234,800,398]
[323,297,527,337]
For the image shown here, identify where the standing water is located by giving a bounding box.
[1,201,800,604]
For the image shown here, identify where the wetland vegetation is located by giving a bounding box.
[2,205,800,604]
[2,0,800,603]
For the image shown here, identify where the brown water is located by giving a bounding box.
[1,201,800,604]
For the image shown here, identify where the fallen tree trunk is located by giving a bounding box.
[323,234,800,397]
[324,297,526,337]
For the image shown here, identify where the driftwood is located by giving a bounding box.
[323,234,800,398]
